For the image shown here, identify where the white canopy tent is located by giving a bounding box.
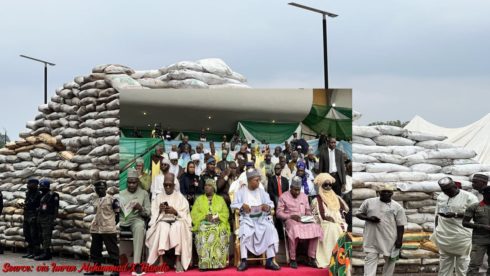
[404,113,490,165]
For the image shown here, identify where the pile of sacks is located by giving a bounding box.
[351,125,490,274]
[0,58,249,257]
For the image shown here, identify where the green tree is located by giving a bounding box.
[0,133,10,148]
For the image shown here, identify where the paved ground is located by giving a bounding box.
[0,250,91,275]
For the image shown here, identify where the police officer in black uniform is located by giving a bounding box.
[35,178,59,261]
[20,178,42,258]
[0,190,4,254]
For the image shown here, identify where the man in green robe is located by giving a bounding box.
[191,178,230,270]
[120,168,151,275]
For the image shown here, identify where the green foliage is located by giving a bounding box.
[368,120,409,128]
[0,133,10,148]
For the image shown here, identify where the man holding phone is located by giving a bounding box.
[145,173,192,273]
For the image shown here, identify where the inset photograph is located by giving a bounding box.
[118,60,352,275]
[351,114,489,275]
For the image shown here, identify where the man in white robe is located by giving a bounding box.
[145,173,192,272]
[231,168,280,271]
[431,177,479,276]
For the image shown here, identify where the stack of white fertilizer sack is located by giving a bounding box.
[351,125,490,274]
[0,58,249,257]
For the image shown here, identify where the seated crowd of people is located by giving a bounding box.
[120,135,352,274]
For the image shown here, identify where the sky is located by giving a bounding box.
[0,0,489,139]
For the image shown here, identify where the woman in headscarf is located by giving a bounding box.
[179,161,202,207]
[311,173,349,269]
[191,179,230,270]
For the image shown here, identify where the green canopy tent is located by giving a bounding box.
[237,121,301,144]
[302,105,352,141]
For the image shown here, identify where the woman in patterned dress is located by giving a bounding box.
[191,178,230,270]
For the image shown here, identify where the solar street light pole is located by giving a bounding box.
[289,2,338,91]
[19,55,56,104]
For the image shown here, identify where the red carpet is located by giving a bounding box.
[121,266,327,276]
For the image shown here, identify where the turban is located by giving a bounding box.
[296,161,306,170]
[313,173,336,186]
[169,152,178,160]
[191,154,200,161]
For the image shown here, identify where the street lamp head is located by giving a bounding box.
[288,2,338,18]
[19,55,56,66]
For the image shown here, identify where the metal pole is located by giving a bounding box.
[323,15,329,90]
[323,15,331,106]
[44,64,47,104]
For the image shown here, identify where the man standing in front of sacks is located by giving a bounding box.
[463,185,490,275]
[0,189,3,254]
[35,179,59,261]
[431,177,479,276]
[472,174,488,201]
[470,173,489,274]
[356,184,406,276]
[85,181,120,276]
[20,178,42,258]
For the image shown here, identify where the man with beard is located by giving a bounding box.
[34,179,59,261]
[120,169,151,276]
[19,178,42,258]
[432,177,479,276]
[356,184,406,276]
[85,181,120,276]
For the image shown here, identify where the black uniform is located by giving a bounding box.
[0,191,3,254]
[37,190,59,257]
[23,189,42,257]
